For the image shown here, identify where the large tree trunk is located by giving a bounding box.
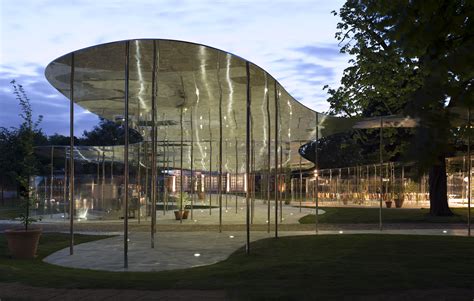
[428,156,453,216]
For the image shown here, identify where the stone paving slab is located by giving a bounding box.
[43,228,470,272]
[43,231,314,272]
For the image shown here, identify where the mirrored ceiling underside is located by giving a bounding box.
[45,39,362,172]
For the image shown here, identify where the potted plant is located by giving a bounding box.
[342,195,349,205]
[5,191,42,259]
[4,80,43,259]
[198,191,205,200]
[394,192,405,208]
[173,192,191,220]
[382,193,392,208]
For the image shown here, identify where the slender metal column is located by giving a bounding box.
[266,77,271,233]
[124,41,130,268]
[217,55,223,232]
[401,164,404,202]
[373,164,376,198]
[251,139,255,224]
[299,148,302,212]
[63,148,67,221]
[315,112,319,233]
[291,177,294,203]
[44,177,47,213]
[165,140,171,214]
[96,151,100,210]
[69,53,75,256]
[101,149,105,214]
[190,109,194,220]
[367,165,370,200]
[330,169,333,201]
[209,138,213,215]
[245,61,251,253]
[208,110,213,216]
[164,141,169,214]
[50,146,54,218]
[136,94,142,224]
[379,116,383,231]
[179,107,184,224]
[111,148,114,182]
[391,163,394,200]
[151,41,158,246]
[468,107,471,237]
[280,144,283,222]
[144,142,148,221]
[274,81,279,238]
[347,167,350,199]
[235,139,238,214]
[137,143,141,224]
[225,141,228,210]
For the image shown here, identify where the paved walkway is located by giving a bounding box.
[44,228,470,272]
[44,231,314,272]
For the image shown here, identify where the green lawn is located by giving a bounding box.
[0,207,22,220]
[299,207,469,224]
[1,233,473,299]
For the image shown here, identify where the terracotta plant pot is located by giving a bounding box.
[198,192,205,200]
[385,201,393,208]
[4,227,42,259]
[394,198,404,208]
[174,210,189,220]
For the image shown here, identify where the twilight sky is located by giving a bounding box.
[0,0,349,135]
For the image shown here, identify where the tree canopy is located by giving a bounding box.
[318,0,473,215]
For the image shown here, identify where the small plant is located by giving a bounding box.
[169,192,191,210]
[4,80,44,259]
[11,80,43,230]
[172,192,191,220]
[176,192,191,211]
[17,183,41,228]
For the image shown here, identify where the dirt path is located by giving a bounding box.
[0,283,228,300]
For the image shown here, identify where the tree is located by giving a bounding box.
[300,132,363,169]
[48,133,72,146]
[80,117,142,146]
[0,127,18,205]
[385,1,473,216]
[10,80,44,228]
[0,87,49,207]
[324,0,473,215]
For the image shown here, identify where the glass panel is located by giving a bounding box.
[129,40,154,226]
[73,41,125,225]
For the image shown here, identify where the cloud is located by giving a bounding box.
[271,56,336,88]
[293,44,342,60]
[1,0,350,132]
[0,65,97,135]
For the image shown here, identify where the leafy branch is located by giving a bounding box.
[10,80,43,230]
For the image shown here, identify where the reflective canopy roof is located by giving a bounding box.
[45,39,403,172]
